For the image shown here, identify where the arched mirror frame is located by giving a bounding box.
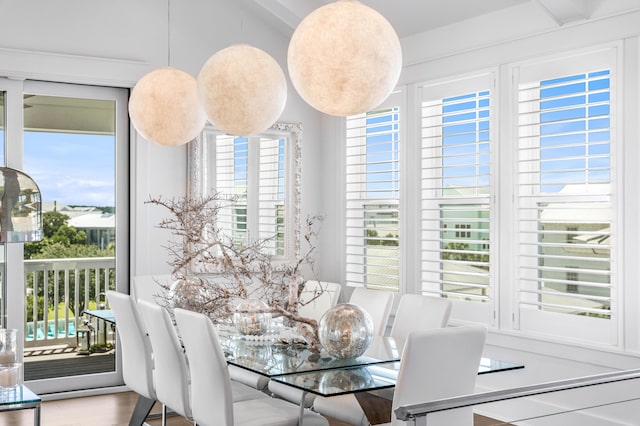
[188,122,303,263]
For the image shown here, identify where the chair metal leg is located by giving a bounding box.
[299,390,308,425]
[129,395,156,426]
[162,403,167,426]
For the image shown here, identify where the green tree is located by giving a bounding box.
[441,242,490,266]
[33,242,114,259]
[25,211,92,259]
[365,229,381,245]
[49,224,87,246]
[43,211,69,238]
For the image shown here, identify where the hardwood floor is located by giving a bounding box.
[0,391,508,426]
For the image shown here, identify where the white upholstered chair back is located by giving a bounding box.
[137,300,192,420]
[349,287,394,336]
[106,291,156,401]
[174,308,236,426]
[174,307,329,426]
[392,326,487,426]
[390,294,452,341]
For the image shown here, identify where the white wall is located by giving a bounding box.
[0,0,325,279]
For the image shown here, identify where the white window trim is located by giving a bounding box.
[344,89,405,292]
[506,43,621,348]
[417,71,497,325]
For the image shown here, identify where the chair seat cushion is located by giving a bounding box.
[231,380,268,402]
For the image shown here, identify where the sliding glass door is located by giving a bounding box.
[1,79,129,394]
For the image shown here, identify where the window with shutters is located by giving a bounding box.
[345,91,401,291]
[515,48,616,344]
[203,127,291,258]
[420,74,494,324]
[342,44,623,347]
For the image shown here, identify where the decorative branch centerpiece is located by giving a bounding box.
[148,193,326,351]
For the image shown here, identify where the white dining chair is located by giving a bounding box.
[267,280,342,407]
[313,293,453,426]
[390,294,452,341]
[349,287,394,336]
[136,300,193,424]
[106,291,159,426]
[389,326,488,425]
[173,307,330,426]
[139,299,271,410]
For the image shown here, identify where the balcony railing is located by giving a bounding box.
[24,257,115,349]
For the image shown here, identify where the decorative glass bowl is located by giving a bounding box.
[318,303,374,359]
[234,299,272,335]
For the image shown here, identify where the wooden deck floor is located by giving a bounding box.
[24,347,115,381]
[0,391,509,426]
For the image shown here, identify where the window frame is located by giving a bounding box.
[344,90,404,292]
[418,71,496,325]
[346,42,628,350]
[510,46,619,346]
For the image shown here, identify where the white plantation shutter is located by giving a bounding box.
[420,73,494,324]
[214,134,248,245]
[515,48,616,344]
[258,135,286,255]
[203,127,292,259]
[345,91,402,290]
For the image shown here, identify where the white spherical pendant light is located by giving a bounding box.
[129,67,207,147]
[288,0,402,116]
[198,45,287,136]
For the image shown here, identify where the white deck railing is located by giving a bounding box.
[24,257,115,348]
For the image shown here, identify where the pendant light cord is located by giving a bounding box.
[167,0,171,67]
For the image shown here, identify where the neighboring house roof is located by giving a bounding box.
[67,212,115,229]
[444,183,611,223]
[42,202,103,219]
[540,183,611,223]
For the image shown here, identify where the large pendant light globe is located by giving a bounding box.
[198,45,287,136]
[129,67,206,147]
[287,0,402,116]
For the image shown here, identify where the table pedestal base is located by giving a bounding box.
[355,391,393,425]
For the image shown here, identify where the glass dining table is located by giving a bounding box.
[217,323,524,424]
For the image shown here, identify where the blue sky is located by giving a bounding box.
[23,132,115,207]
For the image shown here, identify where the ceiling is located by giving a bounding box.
[246,0,636,38]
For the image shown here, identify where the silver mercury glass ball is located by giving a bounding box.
[318,303,374,359]
[234,299,272,335]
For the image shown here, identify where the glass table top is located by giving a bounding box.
[0,385,41,406]
[272,357,525,397]
[84,309,115,324]
[220,330,401,377]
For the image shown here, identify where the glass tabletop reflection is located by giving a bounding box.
[218,325,401,377]
[271,357,525,397]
